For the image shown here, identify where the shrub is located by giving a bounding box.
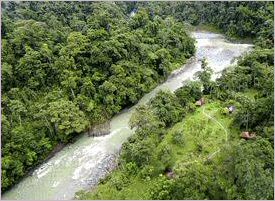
[172,130,185,145]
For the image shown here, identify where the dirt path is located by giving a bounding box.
[180,106,228,167]
[202,107,228,141]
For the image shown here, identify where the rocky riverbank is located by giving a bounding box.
[74,153,118,199]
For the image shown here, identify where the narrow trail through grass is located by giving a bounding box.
[180,105,229,167]
[202,106,228,142]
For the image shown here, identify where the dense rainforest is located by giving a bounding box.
[1,1,195,191]
[1,1,274,200]
[126,1,274,48]
[77,1,274,200]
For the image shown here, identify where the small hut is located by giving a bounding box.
[164,168,175,179]
[106,23,111,33]
[195,98,205,107]
[240,131,256,140]
[228,105,236,113]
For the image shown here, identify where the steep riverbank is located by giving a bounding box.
[2,31,253,200]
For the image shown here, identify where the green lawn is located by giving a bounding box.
[167,102,232,168]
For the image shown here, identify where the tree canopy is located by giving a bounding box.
[1,1,195,191]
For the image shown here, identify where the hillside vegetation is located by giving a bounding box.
[1,1,273,198]
[1,1,195,191]
[77,49,274,199]
[77,1,274,200]
[128,1,274,47]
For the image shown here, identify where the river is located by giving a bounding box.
[1,31,253,200]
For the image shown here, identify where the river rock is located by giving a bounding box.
[88,121,110,137]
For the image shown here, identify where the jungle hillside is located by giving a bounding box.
[1,1,274,200]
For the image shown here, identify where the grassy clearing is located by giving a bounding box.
[169,102,232,167]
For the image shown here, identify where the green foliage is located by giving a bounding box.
[2,2,273,199]
[133,1,274,48]
[129,105,165,136]
[214,48,274,133]
[196,58,215,95]
[1,1,195,191]
[121,134,158,168]
[156,142,174,168]
[172,164,214,199]
[138,165,156,180]
[171,130,185,145]
[79,98,273,200]
[219,139,274,200]
[149,176,174,200]
[150,91,183,127]
[108,172,130,191]
[123,162,138,176]
[40,99,89,142]
[78,41,273,200]
[175,81,202,107]
[220,107,229,116]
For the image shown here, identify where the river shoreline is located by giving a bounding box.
[1,51,194,197]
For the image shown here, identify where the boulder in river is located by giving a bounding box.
[88,121,110,137]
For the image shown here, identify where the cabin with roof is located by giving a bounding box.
[228,105,236,113]
[195,98,205,106]
[164,168,175,179]
[240,131,256,140]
